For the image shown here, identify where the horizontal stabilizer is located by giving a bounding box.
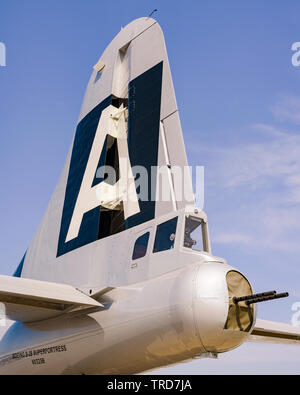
[0,275,103,323]
[249,319,300,345]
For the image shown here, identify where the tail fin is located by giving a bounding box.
[19,18,195,288]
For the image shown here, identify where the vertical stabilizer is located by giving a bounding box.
[19,18,195,289]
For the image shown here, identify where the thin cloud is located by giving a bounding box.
[191,122,300,253]
[213,233,253,246]
[270,95,300,125]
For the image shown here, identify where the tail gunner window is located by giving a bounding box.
[184,216,204,251]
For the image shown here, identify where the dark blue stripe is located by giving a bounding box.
[13,252,27,277]
[57,62,163,257]
[126,61,163,229]
[57,96,112,257]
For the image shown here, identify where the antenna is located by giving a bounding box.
[147,9,158,19]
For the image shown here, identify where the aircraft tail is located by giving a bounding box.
[15,18,195,291]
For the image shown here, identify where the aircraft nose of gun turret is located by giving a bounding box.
[192,263,256,354]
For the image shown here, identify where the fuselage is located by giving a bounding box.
[0,259,255,375]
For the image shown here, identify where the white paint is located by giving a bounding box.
[65,104,139,243]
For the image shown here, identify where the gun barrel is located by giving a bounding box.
[233,291,276,304]
[246,292,289,306]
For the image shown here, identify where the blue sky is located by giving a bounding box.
[1,0,300,374]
